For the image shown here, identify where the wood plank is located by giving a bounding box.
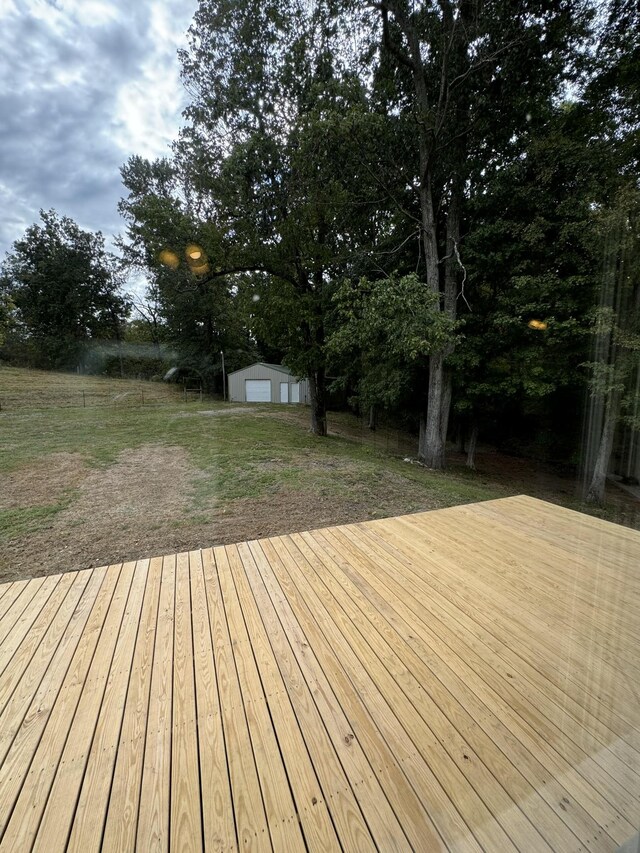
[355,518,640,774]
[260,535,466,852]
[244,541,380,853]
[0,495,636,853]
[0,566,106,836]
[0,578,44,645]
[0,570,95,768]
[203,547,272,852]
[0,571,77,697]
[0,575,56,660]
[443,503,640,616]
[0,579,32,624]
[479,496,640,580]
[170,552,203,851]
[355,521,638,842]
[189,550,236,852]
[460,501,640,603]
[285,530,523,853]
[0,562,133,849]
[101,556,163,851]
[67,560,155,851]
[382,511,640,763]
[399,508,640,668]
[324,524,614,851]
[373,514,640,741]
[232,541,341,852]
[30,561,144,851]
[0,563,122,846]
[307,527,569,852]
[136,554,176,852]
[221,544,305,852]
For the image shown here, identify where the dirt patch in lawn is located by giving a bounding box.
[0,453,88,510]
[1,444,193,582]
[0,452,438,582]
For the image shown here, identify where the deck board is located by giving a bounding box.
[0,496,638,852]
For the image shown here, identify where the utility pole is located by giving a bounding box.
[220,350,226,401]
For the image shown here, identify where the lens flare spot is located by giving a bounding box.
[528,319,548,330]
[186,243,204,261]
[158,249,179,269]
[191,262,210,276]
[252,293,261,302]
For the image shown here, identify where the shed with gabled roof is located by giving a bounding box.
[227,362,310,403]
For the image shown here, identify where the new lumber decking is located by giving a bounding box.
[0,495,638,852]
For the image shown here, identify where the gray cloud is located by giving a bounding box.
[0,0,196,265]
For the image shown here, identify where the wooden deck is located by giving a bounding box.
[0,495,638,852]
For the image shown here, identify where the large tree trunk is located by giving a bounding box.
[585,390,621,505]
[308,368,327,437]
[422,352,446,468]
[440,372,452,446]
[414,159,447,467]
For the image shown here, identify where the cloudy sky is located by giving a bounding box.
[0,0,197,261]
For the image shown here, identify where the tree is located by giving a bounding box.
[362,0,594,467]
[173,0,388,433]
[0,210,128,370]
[118,156,256,391]
[0,292,13,349]
[451,101,606,468]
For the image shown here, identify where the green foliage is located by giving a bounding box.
[0,210,128,370]
[0,291,14,348]
[452,100,605,445]
[328,274,453,410]
[118,156,256,389]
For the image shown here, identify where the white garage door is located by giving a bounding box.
[246,379,271,402]
[291,383,300,403]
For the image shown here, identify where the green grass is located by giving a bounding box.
[1,365,637,574]
[0,365,511,551]
[0,501,75,541]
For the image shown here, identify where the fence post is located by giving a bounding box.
[82,390,86,408]
[141,390,144,406]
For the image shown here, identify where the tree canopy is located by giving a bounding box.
[0,210,128,370]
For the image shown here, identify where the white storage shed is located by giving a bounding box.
[227,363,310,404]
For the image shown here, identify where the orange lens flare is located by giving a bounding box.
[186,244,204,262]
[528,319,548,330]
[158,249,179,269]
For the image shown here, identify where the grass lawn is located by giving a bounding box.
[1,365,638,582]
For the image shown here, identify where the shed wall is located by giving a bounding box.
[228,364,309,403]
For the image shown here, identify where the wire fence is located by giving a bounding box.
[329,413,418,458]
[0,385,207,412]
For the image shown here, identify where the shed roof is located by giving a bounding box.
[228,361,293,377]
